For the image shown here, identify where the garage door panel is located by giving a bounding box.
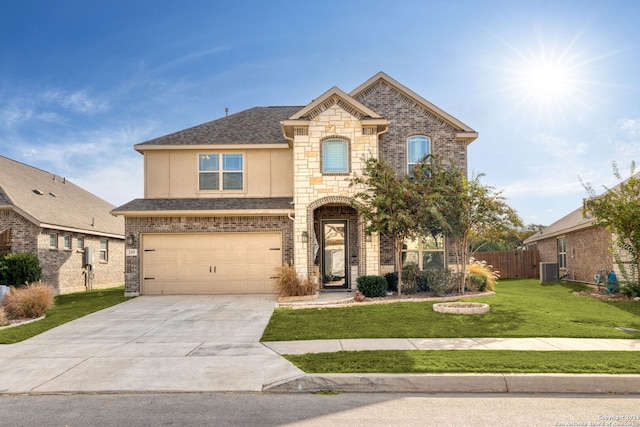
[142,233,281,295]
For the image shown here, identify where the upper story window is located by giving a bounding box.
[199,153,244,191]
[407,136,431,175]
[322,139,348,174]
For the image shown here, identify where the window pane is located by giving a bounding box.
[199,173,219,190]
[404,238,420,251]
[100,240,107,250]
[64,235,71,249]
[408,136,430,163]
[77,237,84,249]
[223,154,242,171]
[199,154,219,171]
[223,172,243,190]
[422,235,443,250]
[323,140,347,172]
[49,233,57,248]
[423,251,445,270]
[402,251,419,266]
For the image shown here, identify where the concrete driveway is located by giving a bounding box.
[0,295,303,393]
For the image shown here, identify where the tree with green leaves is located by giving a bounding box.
[424,169,523,294]
[583,162,640,293]
[351,156,449,294]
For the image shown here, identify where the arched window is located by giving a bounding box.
[322,139,348,173]
[407,136,431,174]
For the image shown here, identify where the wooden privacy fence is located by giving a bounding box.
[472,250,539,279]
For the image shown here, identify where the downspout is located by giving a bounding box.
[376,125,389,158]
[281,122,295,223]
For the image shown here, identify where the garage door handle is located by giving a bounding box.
[210,266,216,273]
[144,277,155,280]
[270,248,281,251]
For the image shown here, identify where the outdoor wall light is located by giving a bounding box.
[301,231,308,243]
[126,234,135,246]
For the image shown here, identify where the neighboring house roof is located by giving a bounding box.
[112,197,294,216]
[135,106,302,150]
[523,207,595,244]
[0,155,124,238]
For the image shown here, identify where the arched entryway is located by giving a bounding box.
[307,197,366,289]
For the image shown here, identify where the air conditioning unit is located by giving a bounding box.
[540,262,558,283]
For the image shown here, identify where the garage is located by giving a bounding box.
[141,233,282,295]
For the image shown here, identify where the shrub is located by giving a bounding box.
[384,272,398,292]
[356,275,387,297]
[2,282,54,319]
[467,273,487,292]
[402,264,420,294]
[620,281,640,298]
[422,270,461,297]
[0,307,7,326]
[469,258,499,291]
[273,264,318,297]
[0,252,42,287]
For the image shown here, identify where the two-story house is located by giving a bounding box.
[112,72,477,296]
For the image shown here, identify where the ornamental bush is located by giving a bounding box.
[357,275,387,297]
[2,282,54,319]
[0,252,42,288]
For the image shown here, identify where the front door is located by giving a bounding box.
[321,220,348,288]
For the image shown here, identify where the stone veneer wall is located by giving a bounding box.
[535,226,613,283]
[1,210,124,294]
[124,215,293,295]
[292,103,379,279]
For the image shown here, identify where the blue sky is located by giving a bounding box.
[2,0,640,226]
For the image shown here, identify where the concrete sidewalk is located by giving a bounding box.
[263,337,640,354]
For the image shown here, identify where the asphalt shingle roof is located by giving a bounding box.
[135,106,302,148]
[112,197,294,213]
[0,156,124,237]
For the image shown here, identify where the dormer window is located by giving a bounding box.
[322,139,349,174]
[407,136,431,175]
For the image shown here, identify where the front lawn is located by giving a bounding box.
[262,280,640,341]
[0,286,130,344]
[284,350,640,374]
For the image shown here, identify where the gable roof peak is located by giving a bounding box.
[288,86,383,121]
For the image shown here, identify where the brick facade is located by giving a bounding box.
[124,215,293,295]
[535,226,613,282]
[1,210,124,294]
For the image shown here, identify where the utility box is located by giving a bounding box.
[540,262,558,283]
[83,247,94,267]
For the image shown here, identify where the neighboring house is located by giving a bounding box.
[112,72,478,296]
[523,207,613,283]
[0,155,125,294]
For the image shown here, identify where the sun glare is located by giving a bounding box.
[493,31,601,126]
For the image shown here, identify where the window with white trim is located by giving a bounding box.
[198,153,244,191]
[402,235,445,270]
[100,239,108,262]
[407,136,431,175]
[557,238,567,269]
[77,236,84,250]
[322,139,348,173]
[49,233,58,249]
[63,235,71,250]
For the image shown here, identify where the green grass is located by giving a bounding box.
[0,286,130,344]
[284,350,640,374]
[262,279,640,341]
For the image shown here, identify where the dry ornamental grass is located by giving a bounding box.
[2,282,55,319]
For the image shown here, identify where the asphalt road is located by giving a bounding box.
[1,392,639,426]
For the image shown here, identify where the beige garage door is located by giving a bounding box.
[142,233,282,295]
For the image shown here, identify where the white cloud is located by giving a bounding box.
[0,103,33,126]
[42,89,109,114]
[533,133,589,158]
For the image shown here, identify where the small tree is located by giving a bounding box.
[436,171,522,294]
[352,158,443,295]
[582,162,640,288]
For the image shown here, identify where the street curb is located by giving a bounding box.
[263,374,640,394]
